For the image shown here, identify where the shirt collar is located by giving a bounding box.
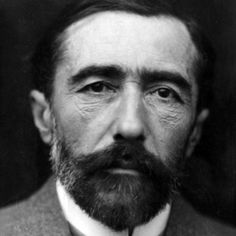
[56,180,171,236]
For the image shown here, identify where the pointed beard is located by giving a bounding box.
[50,132,184,231]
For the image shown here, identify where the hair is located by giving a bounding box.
[31,0,215,110]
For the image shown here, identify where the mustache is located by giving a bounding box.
[61,140,181,184]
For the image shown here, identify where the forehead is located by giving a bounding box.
[58,11,198,85]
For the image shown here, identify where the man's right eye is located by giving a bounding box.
[79,81,115,94]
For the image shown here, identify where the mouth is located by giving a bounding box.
[107,168,140,175]
[106,158,143,176]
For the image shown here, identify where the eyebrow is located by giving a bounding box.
[69,65,126,85]
[69,65,192,95]
[139,69,192,94]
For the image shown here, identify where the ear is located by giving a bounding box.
[185,109,209,158]
[30,90,53,144]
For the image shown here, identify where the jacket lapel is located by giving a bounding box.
[27,176,72,236]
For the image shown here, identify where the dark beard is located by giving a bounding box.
[53,139,184,231]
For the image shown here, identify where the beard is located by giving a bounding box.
[50,131,185,232]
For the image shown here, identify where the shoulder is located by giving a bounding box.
[0,177,69,236]
[167,195,236,236]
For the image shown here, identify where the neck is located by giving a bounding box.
[56,180,171,236]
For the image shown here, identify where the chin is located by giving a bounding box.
[53,137,181,231]
[62,170,172,231]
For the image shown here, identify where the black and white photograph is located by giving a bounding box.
[0,0,236,235]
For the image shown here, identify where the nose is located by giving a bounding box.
[113,84,145,142]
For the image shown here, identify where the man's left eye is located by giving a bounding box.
[157,88,172,98]
[153,87,176,99]
[148,87,182,103]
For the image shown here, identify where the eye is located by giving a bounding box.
[80,81,115,93]
[157,88,172,98]
[148,86,182,103]
[88,82,106,92]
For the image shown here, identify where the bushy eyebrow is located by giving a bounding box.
[69,64,192,95]
[139,69,192,95]
[69,65,126,85]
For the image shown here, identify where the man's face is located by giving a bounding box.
[32,12,208,231]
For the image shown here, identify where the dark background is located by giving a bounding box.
[0,0,236,226]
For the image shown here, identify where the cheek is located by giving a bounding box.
[53,97,116,154]
[55,109,85,153]
[165,125,191,156]
[147,105,193,160]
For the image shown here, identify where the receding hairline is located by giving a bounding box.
[63,11,190,35]
[56,11,200,77]
[60,11,198,50]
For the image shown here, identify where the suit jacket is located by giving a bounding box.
[0,177,236,236]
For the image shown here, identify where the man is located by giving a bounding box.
[0,0,235,235]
